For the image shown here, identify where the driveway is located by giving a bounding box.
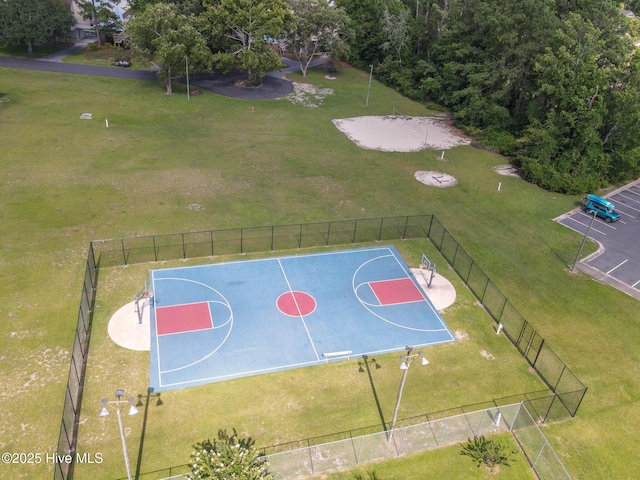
[0,45,330,100]
[555,179,640,301]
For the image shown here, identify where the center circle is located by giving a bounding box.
[276,291,317,317]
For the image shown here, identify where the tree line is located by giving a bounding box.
[2,0,638,193]
[337,0,640,193]
[124,0,351,93]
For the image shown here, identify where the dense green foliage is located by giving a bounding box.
[336,0,640,193]
[127,0,351,86]
[286,0,353,76]
[187,430,273,480]
[0,0,73,54]
[127,3,213,94]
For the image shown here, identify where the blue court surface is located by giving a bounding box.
[149,246,455,391]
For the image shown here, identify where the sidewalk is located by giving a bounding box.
[38,37,94,63]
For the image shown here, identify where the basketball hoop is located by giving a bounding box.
[146,291,154,298]
[419,264,426,269]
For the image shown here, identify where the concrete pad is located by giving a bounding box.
[108,298,151,351]
[411,268,456,311]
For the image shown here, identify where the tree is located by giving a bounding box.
[127,3,214,94]
[187,429,274,480]
[201,0,293,85]
[0,0,74,55]
[380,5,411,63]
[76,0,123,45]
[286,0,352,76]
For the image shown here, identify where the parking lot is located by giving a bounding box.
[556,180,640,301]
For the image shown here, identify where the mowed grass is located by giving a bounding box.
[0,62,637,480]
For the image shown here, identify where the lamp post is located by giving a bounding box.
[100,389,139,480]
[389,346,428,440]
[365,64,373,107]
[571,209,597,271]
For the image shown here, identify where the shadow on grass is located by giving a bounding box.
[134,388,163,480]
[358,355,386,432]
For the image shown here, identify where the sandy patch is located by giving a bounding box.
[285,82,334,108]
[414,171,458,188]
[493,164,520,177]
[332,116,471,152]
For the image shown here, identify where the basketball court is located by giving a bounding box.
[146,246,455,391]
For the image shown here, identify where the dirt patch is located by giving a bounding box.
[493,164,520,177]
[332,116,471,152]
[285,82,334,108]
[414,171,458,188]
[480,349,496,360]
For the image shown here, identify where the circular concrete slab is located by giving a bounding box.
[410,269,456,311]
[108,299,151,351]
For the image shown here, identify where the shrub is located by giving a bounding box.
[187,429,273,480]
[460,436,516,473]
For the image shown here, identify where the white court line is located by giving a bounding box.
[152,276,234,377]
[277,258,321,361]
[607,259,628,275]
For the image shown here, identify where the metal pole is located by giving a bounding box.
[571,210,597,271]
[365,64,373,107]
[115,396,133,480]
[389,363,409,436]
[186,56,190,101]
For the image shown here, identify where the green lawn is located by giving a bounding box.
[0,62,637,480]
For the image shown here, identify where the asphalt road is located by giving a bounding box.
[555,180,640,301]
[0,55,298,99]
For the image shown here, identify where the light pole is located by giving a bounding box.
[389,346,428,440]
[365,64,373,107]
[571,209,597,271]
[100,389,139,480]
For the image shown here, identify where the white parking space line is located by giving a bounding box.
[618,192,640,206]
[565,216,610,235]
[633,279,640,288]
[607,259,628,275]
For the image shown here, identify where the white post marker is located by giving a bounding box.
[497,323,503,335]
[440,151,445,160]
[106,119,109,128]
[498,182,502,191]
[495,411,502,426]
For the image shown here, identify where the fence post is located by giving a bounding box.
[182,233,186,259]
[452,243,460,268]
[326,222,331,246]
[152,236,157,262]
[402,216,409,239]
[210,230,214,257]
[121,239,127,265]
[240,228,244,254]
[299,223,303,248]
[271,225,274,251]
[378,217,384,241]
[352,219,358,244]
[532,338,545,368]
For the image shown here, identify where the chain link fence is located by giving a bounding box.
[426,217,587,421]
[57,215,585,479]
[91,216,435,267]
[261,403,571,480]
[54,243,97,480]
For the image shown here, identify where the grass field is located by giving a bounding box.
[0,56,638,480]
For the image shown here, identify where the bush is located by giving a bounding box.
[460,435,516,473]
[187,429,273,480]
